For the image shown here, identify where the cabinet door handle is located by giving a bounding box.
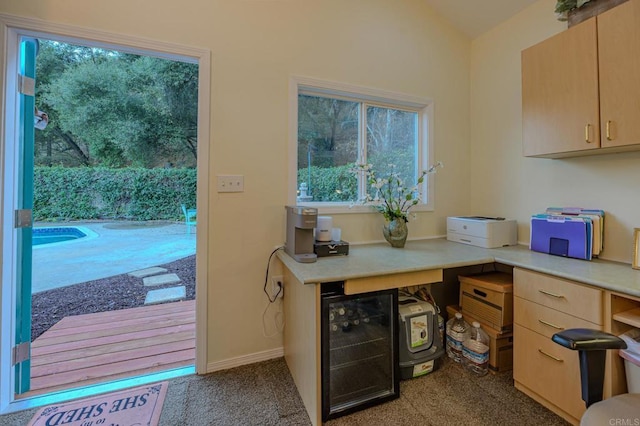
[585,123,592,143]
[606,120,613,141]
[538,349,564,362]
[538,319,564,330]
[538,289,565,299]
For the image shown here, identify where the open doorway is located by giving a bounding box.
[28,38,197,397]
[0,15,210,414]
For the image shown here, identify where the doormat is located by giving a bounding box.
[28,381,168,426]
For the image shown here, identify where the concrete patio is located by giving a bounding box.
[32,221,196,293]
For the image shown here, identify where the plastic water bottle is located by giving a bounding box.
[446,313,470,363]
[462,321,490,376]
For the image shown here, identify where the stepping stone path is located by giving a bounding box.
[145,286,186,305]
[128,267,169,278]
[128,267,187,305]
[143,273,181,287]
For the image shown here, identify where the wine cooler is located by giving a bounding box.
[321,282,399,421]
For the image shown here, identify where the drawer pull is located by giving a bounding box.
[538,319,564,330]
[538,349,563,362]
[538,289,565,299]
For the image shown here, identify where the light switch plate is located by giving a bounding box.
[217,175,244,192]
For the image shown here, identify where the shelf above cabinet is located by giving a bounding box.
[612,307,640,329]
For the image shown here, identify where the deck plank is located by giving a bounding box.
[32,339,195,376]
[24,300,195,397]
[42,301,194,332]
[31,349,196,388]
[33,301,195,343]
[39,308,194,337]
[50,300,194,327]
[32,312,194,345]
[31,330,194,367]
[32,323,194,356]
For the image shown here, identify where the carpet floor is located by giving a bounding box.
[0,357,569,425]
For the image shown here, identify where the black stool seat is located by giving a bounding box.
[552,329,628,351]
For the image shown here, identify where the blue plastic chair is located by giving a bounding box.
[181,204,197,234]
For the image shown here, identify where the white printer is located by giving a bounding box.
[447,216,517,248]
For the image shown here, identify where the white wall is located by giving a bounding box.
[0,0,472,367]
[470,0,640,264]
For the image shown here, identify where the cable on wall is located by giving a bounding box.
[262,246,285,337]
[263,246,284,303]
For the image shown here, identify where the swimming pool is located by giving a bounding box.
[33,227,90,246]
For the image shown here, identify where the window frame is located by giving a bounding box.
[289,76,435,215]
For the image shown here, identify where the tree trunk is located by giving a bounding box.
[186,136,197,160]
[52,127,91,166]
[46,139,52,166]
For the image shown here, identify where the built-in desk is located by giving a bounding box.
[277,238,640,425]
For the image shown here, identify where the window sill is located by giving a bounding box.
[295,202,434,216]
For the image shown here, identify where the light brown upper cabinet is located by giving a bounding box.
[522,0,640,158]
[598,0,640,149]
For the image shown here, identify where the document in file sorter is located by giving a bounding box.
[545,207,604,256]
[530,215,592,260]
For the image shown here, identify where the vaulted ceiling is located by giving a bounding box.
[423,0,540,38]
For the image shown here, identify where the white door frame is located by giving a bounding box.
[0,13,210,414]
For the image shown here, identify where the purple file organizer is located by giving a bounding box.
[530,215,591,260]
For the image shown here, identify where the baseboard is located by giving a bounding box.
[206,347,284,373]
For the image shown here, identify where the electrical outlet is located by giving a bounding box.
[271,275,284,299]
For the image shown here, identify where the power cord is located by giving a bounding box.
[262,246,285,337]
[262,298,284,338]
[263,246,284,303]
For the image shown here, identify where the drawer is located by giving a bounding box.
[513,268,602,324]
[514,296,602,339]
[513,324,586,421]
[344,269,442,295]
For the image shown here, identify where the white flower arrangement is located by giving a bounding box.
[353,161,443,222]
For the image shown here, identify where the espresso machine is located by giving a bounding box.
[285,206,318,263]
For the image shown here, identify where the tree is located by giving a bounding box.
[34,41,96,166]
[154,60,198,162]
[297,95,358,170]
[366,106,418,186]
[44,59,130,166]
[35,40,198,168]
[296,94,420,202]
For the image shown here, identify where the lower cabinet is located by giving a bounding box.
[513,268,603,424]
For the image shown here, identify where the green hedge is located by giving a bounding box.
[33,167,196,221]
[297,164,357,202]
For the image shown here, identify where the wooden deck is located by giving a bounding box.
[22,300,195,397]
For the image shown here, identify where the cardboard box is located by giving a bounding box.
[459,272,513,332]
[446,305,513,373]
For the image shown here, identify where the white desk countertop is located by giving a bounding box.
[277,238,640,298]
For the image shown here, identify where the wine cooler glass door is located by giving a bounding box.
[321,289,399,421]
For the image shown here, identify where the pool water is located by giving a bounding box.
[33,227,88,246]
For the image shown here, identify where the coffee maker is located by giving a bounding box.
[285,206,318,263]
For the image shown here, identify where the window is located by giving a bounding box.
[291,77,434,212]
